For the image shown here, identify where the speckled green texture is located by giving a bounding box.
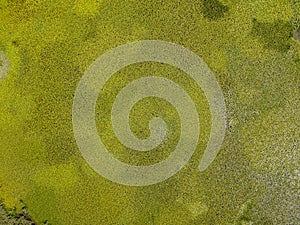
[0,0,299,224]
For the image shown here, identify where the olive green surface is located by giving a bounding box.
[0,0,299,224]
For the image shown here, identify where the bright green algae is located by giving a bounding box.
[0,0,299,224]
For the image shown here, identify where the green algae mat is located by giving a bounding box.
[0,0,299,224]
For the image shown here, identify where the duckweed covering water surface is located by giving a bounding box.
[0,0,299,224]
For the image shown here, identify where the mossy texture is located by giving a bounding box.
[0,0,299,224]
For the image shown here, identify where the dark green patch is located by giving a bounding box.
[201,0,229,20]
[252,19,294,52]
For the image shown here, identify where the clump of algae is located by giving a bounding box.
[0,0,299,224]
